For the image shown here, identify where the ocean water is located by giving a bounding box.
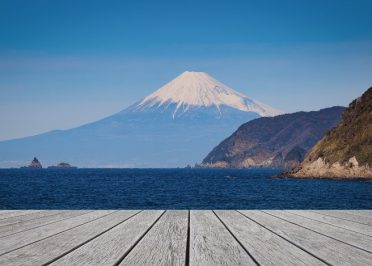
[0,168,371,209]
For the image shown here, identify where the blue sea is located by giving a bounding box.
[0,168,371,209]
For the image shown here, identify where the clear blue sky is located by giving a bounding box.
[0,0,371,140]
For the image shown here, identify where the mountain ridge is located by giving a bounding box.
[200,106,345,169]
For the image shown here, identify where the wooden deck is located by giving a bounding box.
[0,210,372,265]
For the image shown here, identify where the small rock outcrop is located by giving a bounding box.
[22,157,42,169]
[287,87,372,179]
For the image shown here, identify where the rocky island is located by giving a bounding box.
[48,162,77,169]
[21,157,43,169]
[287,87,372,179]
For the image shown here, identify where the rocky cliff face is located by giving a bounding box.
[287,87,372,178]
[201,106,345,169]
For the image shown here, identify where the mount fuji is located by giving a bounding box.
[0,71,282,168]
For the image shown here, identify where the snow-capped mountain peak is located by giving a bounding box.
[135,71,282,117]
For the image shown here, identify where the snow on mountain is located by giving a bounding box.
[133,71,282,118]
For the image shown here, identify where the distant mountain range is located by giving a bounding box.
[287,87,372,178]
[0,71,282,168]
[200,106,345,169]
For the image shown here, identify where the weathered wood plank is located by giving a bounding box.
[0,211,90,237]
[1,210,371,265]
[190,210,256,266]
[0,211,42,220]
[120,210,188,266]
[0,211,139,266]
[0,210,110,255]
[51,210,164,266]
[0,211,21,219]
[215,210,325,266]
[0,210,63,227]
[240,210,372,265]
[288,210,372,237]
[312,210,372,226]
[338,210,372,219]
[265,210,372,253]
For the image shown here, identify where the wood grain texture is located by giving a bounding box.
[0,210,63,227]
[0,211,139,266]
[338,210,372,219]
[51,210,164,266]
[312,210,372,226]
[0,210,109,255]
[266,210,372,253]
[289,210,372,237]
[215,210,324,266]
[1,210,372,265]
[0,211,89,237]
[0,211,41,221]
[190,210,256,266]
[240,210,372,266]
[120,210,188,266]
[0,210,19,217]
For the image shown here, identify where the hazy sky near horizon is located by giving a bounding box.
[0,0,372,141]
